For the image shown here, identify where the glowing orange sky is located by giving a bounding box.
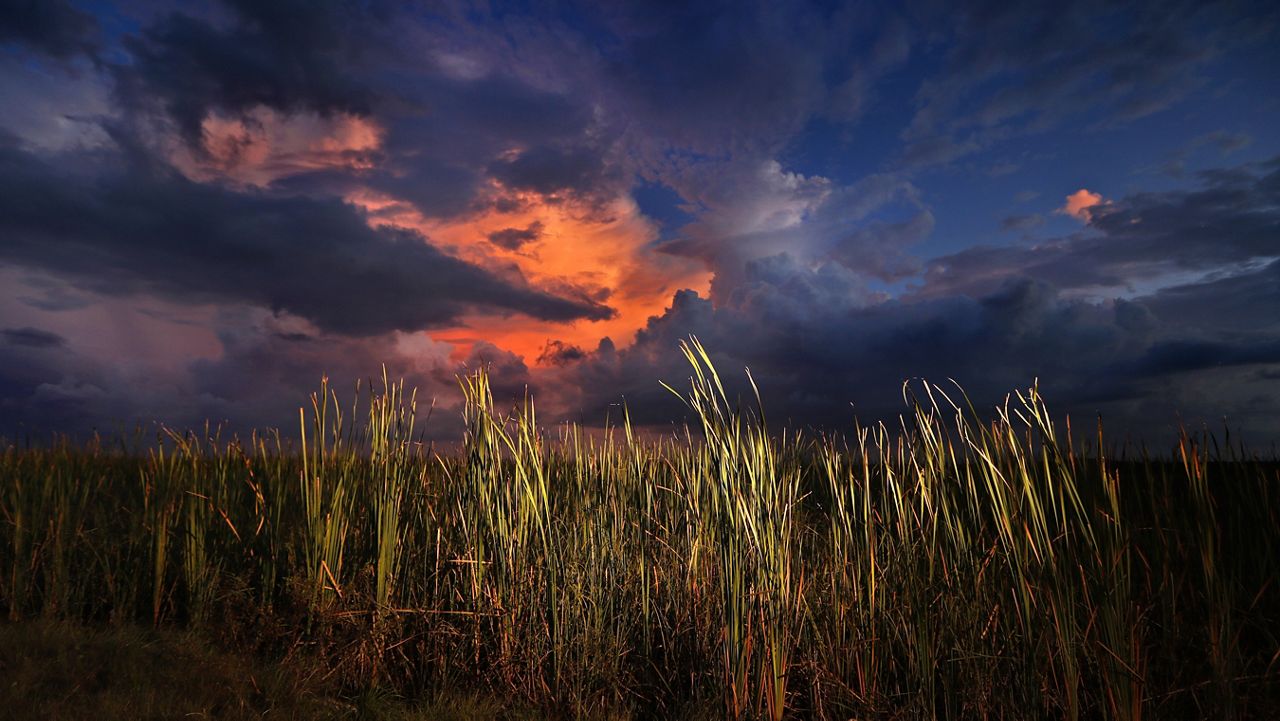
[180,107,711,365]
[356,186,711,362]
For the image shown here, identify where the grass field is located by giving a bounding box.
[2,339,1278,719]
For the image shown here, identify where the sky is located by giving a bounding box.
[1,0,1278,443]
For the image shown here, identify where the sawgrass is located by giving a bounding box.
[1,339,1277,719]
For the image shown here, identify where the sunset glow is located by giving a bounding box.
[0,0,1276,442]
[2,3,1279,716]
[169,108,715,366]
[391,195,711,361]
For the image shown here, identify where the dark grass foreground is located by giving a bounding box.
[2,340,1278,719]
[0,621,542,721]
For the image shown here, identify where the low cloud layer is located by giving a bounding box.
[0,138,611,336]
[551,257,1280,441]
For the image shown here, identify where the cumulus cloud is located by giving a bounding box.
[361,73,604,218]
[537,339,588,366]
[115,0,390,147]
[543,156,1280,442]
[457,340,532,403]
[659,162,925,298]
[552,260,1280,442]
[1058,189,1106,222]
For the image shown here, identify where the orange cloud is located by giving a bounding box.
[346,187,711,365]
[1059,188,1106,222]
[171,108,710,367]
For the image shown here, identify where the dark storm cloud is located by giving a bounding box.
[0,141,613,335]
[556,262,1280,441]
[109,0,901,225]
[1142,259,1280,334]
[0,310,454,440]
[235,27,625,221]
[358,72,605,218]
[410,0,918,167]
[488,144,619,199]
[536,339,587,366]
[546,154,1280,439]
[0,0,97,58]
[182,323,546,443]
[187,319,440,433]
[361,160,484,220]
[2,326,66,348]
[924,157,1280,296]
[487,221,543,251]
[457,341,532,403]
[0,324,127,439]
[106,0,618,219]
[1125,339,1280,376]
[827,209,933,281]
[383,74,595,158]
[117,0,388,145]
[458,0,907,171]
[901,0,1278,167]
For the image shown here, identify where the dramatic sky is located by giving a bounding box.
[1,0,1278,442]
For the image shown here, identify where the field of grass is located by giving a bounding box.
[2,338,1278,719]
